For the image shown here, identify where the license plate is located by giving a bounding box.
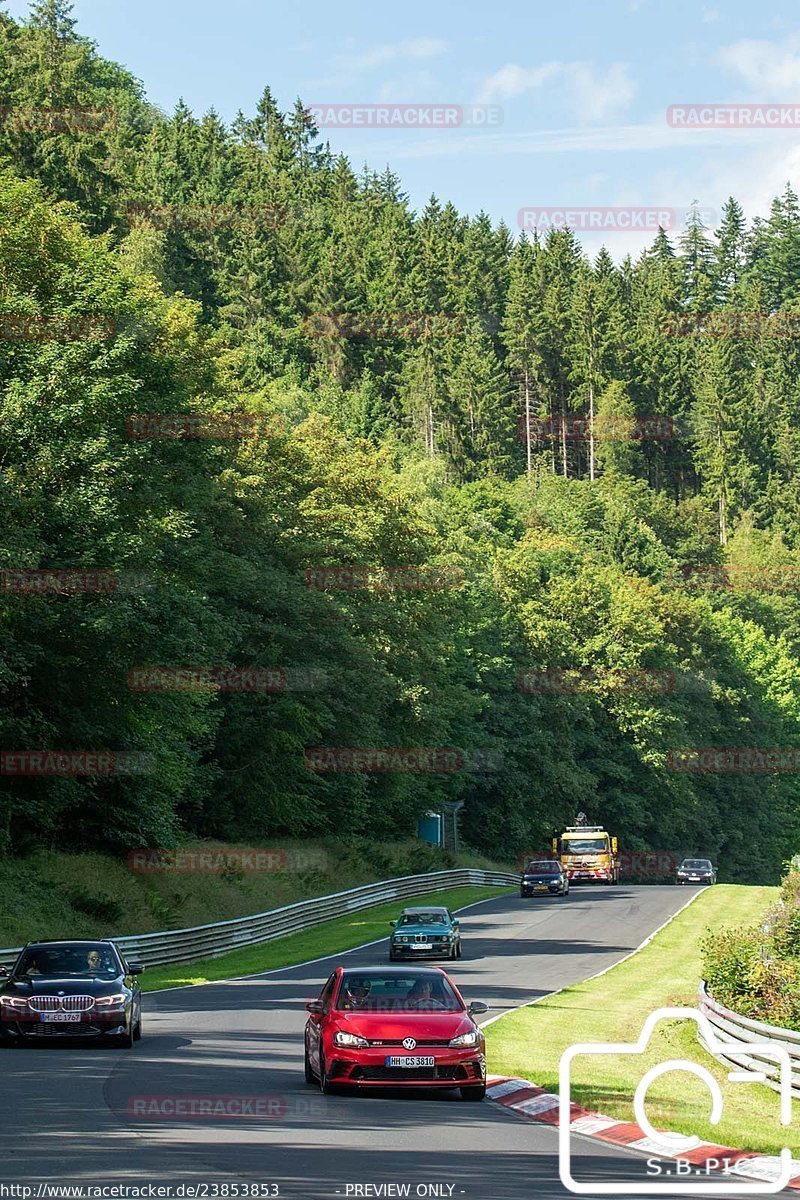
[535,884,548,891]
[385,1055,436,1068]
[409,943,429,949]
[40,1012,81,1023]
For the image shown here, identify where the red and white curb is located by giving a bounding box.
[486,1075,800,1190]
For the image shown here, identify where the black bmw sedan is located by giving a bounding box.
[520,859,570,898]
[0,940,144,1047]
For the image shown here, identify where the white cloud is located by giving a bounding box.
[569,62,637,122]
[301,37,450,95]
[475,62,563,103]
[346,38,449,72]
[475,60,636,122]
[717,37,800,97]
[374,71,443,102]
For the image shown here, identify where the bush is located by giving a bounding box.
[66,889,123,925]
[701,867,800,1030]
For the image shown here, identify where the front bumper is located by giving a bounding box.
[0,1013,129,1039]
[390,942,454,957]
[326,1046,486,1088]
[521,882,563,895]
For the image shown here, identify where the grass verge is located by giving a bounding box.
[486,884,794,1156]
[141,885,510,992]
[0,838,512,945]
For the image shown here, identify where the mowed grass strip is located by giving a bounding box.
[141,885,511,992]
[486,884,794,1156]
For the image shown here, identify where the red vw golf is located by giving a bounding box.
[303,965,488,1101]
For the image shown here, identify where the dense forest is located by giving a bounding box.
[2,0,800,879]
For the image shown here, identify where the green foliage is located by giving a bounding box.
[0,4,799,883]
[702,867,800,1028]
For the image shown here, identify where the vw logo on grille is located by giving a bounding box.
[402,1037,416,1050]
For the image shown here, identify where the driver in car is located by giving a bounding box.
[407,979,438,1006]
[341,979,371,1009]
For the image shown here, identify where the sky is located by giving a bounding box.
[7,0,800,258]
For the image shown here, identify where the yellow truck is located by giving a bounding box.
[553,819,619,885]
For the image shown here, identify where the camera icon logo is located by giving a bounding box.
[558,1006,794,1195]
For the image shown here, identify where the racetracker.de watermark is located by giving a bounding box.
[0,569,151,595]
[665,564,800,592]
[305,312,466,339]
[667,103,800,128]
[127,847,329,873]
[1,750,154,776]
[127,203,288,231]
[0,105,114,132]
[0,313,115,340]
[518,668,676,695]
[304,565,464,591]
[517,851,677,877]
[126,414,282,439]
[663,312,800,338]
[517,414,679,442]
[305,747,463,772]
[307,103,502,128]
[517,207,715,233]
[667,748,800,771]
[127,1094,324,1119]
[128,667,286,692]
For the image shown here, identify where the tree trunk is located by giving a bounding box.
[524,368,532,477]
[717,415,726,544]
[588,381,595,482]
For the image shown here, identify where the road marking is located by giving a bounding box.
[148,891,513,995]
[480,887,705,1028]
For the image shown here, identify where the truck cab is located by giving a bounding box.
[554,824,619,885]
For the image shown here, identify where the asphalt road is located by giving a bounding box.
[0,885,710,1199]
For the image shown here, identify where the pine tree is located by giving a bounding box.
[445,318,514,480]
[27,0,76,106]
[502,236,539,475]
[679,204,716,312]
[569,255,626,481]
[540,229,584,476]
[715,197,747,303]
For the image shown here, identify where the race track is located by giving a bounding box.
[0,886,700,1199]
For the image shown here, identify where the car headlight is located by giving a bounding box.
[449,1029,481,1047]
[95,993,128,1010]
[333,1030,369,1049]
[0,996,27,1010]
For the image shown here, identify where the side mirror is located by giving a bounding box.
[452,920,459,928]
[389,920,397,928]
[468,1001,488,1016]
[305,1000,324,1015]
[126,963,145,975]
[0,966,9,977]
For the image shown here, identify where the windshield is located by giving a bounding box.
[525,861,560,873]
[681,860,712,869]
[336,972,463,1011]
[15,943,122,978]
[564,838,607,853]
[398,912,447,926]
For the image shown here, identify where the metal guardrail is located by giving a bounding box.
[699,982,800,1098]
[0,868,517,971]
